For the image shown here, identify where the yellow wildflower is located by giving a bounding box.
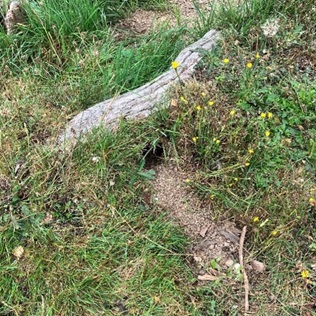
[309,197,316,206]
[267,112,273,118]
[301,270,310,279]
[222,58,229,64]
[230,109,235,116]
[271,230,278,236]
[246,62,253,68]
[260,112,267,118]
[180,96,188,104]
[248,148,254,154]
[208,100,214,106]
[212,137,220,144]
[234,177,238,182]
[196,105,202,111]
[185,179,191,183]
[244,162,250,167]
[171,61,180,69]
[255,53,260,59]
[253,217,259,223]
[201,92,206,97]
[210,194,215,200]
[265,130,271,137]
[192,137,198,143]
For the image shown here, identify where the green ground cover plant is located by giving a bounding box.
[1,0,316,314]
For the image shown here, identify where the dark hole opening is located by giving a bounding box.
[142,142,164,168]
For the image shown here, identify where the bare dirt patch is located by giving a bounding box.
[0,173,10,192]
[171,0,210,19]
[151,163,242,276]
[117,10,174,35]
[116,0,211,35]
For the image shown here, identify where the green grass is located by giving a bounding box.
[1,0,316,314]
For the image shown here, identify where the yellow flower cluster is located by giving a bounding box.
[213,138,220,144]
[260,112,273,119]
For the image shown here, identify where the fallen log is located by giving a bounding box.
[2,1,26,35]
[58,29,220,146]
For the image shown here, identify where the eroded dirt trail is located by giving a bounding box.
[152,164,242,276]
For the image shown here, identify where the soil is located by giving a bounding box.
[151,163,242,277]
[116,0,211,35]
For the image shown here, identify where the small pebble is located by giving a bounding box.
[225,259,234,267]
[250,260,265,272]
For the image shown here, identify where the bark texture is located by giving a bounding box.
[3,1,25,34]
[58,29,220,146]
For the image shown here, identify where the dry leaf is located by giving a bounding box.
[42,212,53,224]
[198,274,217,281]
[14,160,24,175]
[193,256,202,263]
[13,246,24,259]
[199,225,210,237]
[170,99,178,107]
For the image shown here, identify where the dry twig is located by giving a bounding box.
[239,226,249,312]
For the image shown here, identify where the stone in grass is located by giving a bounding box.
[250,260,266,272]
[225,259,234,267]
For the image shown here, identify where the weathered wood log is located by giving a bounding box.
[58,29,220,146]
[4,1,26,35]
